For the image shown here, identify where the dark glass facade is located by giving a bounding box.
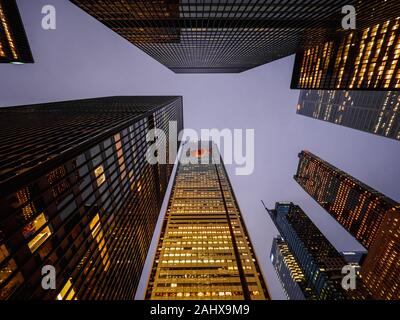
[296,90,400,141]
[0,96,183,300]
[69,0,349,73]
[291,1,400,90]
[267,202,364,300]
[295,151,398,250]
[146,142,269,300]
[270,236,309,300]
[0,0,33,63]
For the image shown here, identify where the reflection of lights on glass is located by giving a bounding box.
[190,148,209,158]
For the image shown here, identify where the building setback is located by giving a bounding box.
[296,90,400,141]
[0,0,33,63]
[69,0,350,73]
[146,142,269,300]
[0,96,183,300]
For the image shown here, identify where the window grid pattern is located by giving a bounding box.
[0,96,183,300]
[69,0,350,73]
[268,203,368,300]
[270,236,312,300]
[361,208,400,300]
[292,15,400,90]
[294,151,398,250]
[146,142,269,300]
[297,90,400,141]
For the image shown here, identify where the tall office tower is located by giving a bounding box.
[296,90,400,141]
[267,202,369,300]
[360,207,400,299]
[69,0,350,73]
[0,96,183,300]
[270,236,313,300]
[291,1,400,90]
[294,151,399,250]
[146,142,269,300]
[0,0,33,63]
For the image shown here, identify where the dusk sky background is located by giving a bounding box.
[1,0,400,299]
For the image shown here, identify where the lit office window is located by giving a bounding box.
[57,278,77,300]
[22,213,52,253]
[94,165,106,186]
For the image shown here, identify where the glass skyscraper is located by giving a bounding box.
[296,90,400,141]
[294,152,400,299]
[267,202,369,300]
[270,236,310,300]
[291,1,400,90]
[360,207,400,299]
[69,0,349,73]
[0,96,183,300]
[295,151,399,250]
[0,0,33,63]
[146,142,269,300]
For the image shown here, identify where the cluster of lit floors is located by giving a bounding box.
[146,144,269,300]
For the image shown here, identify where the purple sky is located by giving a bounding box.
[1,0,400,299]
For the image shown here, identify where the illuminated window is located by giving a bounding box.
[57,278,77,300]
[22,213,52,253]
[0,2,18,60]
[89,214,110,271]
[0,244,24,299]
[94,165,106,186]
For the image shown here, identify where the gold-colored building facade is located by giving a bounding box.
[291,18,400,90]
[146,142,269,300]
[295,151,398,250]
[361,207,400,299]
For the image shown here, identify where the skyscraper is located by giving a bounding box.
[270,236,311,300]
[296,90,400,141]
[360,207,400,299]
[0,0,33,63]
[0,96,183,300]
[294,151,399,250]
[69,0,349,73]
[146,142,269,300]
[267,202,367,300]
[291,1,400,90]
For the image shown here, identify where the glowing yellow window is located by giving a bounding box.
[89,214,110,271]
[57,278,77,300]
[94,165,106,186]
[0,244,22,291]
[22,213,52,253]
